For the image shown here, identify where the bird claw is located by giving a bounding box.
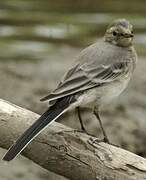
[89,137,120,148]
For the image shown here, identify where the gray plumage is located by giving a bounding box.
[41,41,137,107]
[3,19,137,161]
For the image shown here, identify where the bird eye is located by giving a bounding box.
[113,31,117,36]
[131,30,134,34]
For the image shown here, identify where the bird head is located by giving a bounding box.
[104,19,134,47]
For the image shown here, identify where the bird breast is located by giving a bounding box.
[71,77,131,109]
[95,77,130,107]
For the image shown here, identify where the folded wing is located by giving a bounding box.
[40,61,130,103]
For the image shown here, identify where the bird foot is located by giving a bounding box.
[72,129,91,135]
[62,129,88,135]
[69,129,96,138]
[89,137,120,148]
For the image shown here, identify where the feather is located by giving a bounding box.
[3,96,76,161]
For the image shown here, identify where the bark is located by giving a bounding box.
[0,99,146,180]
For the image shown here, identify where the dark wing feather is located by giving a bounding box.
[40,61,129,102]
[40,65,97,102]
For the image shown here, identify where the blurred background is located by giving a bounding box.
[0,0,146,180]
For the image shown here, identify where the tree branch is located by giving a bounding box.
[0,99,146,180]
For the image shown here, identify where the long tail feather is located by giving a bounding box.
[3,96,74,161]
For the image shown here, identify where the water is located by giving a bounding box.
[0,0,146,62]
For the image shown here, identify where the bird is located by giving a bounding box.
[3,19,137,161]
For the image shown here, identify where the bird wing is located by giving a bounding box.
[40,61,130,102]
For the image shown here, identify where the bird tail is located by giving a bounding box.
[3,96,74,161]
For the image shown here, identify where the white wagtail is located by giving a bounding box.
[3,19,137,161]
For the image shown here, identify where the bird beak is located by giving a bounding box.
[124,33,134,38]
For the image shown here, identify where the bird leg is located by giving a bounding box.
[62,107,94,136]
[76,107,88,134]
[93,110,110,143]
